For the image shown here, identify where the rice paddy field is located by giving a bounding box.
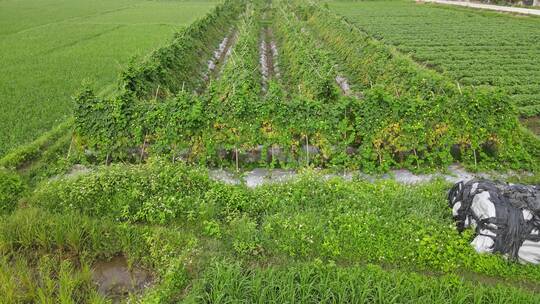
[0,0,217,156]
[1,0,540,303]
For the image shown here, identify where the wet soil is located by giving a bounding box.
[92,256,153,302]
[260,26,277,92]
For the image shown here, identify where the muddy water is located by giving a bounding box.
[92,256,153,302]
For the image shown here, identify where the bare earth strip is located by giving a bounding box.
[421,0,540,16]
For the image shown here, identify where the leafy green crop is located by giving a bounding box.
[327,0,540,124]
[27,161,540,284]
[72,0,539,171]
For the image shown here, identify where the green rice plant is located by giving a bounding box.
[0,206,203,302]
[0,254,107,304]
[0,207,196,271]
[0,0,218,157]
[184,260,540,303]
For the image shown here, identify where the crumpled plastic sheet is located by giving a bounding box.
[448,179,540,264]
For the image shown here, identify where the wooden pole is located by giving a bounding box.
[235,147,239,172]
[140,135,147,163]
[66,135,74,159]
[413,148,419,169]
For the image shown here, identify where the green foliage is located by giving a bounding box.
[73,0,247,162]
[0,0,217,157]
[0,254,106,304]
[228,216,263,257]
[120,0,246,100]
[327,0,540,130]
[27,162,540,284]
[184,260,540,303]
[30,160,214,225]
[301,0,538,170]
[203,220,222,238]
[140,258,190,304]
[0,120,72,170]
[0,169,25,213]
[72,0,538,171]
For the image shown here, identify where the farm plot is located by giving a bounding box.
[73,0,539,171]
[1,161,538,302]
[0,0,217,157]
[2,1,540,302]
[327,0,540,130]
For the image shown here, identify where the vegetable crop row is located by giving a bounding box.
[296,0,538,170]
[72,0,539,171]
[119,0,246,100]
[336,0,540,116]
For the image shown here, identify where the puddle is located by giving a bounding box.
[92,256,153,302]
[209,169,241,185]
[260,32,269,91]
[65,164,90,178]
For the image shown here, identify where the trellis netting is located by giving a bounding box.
[448,179,540,264]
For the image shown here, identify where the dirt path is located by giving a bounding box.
[260,27,278,92]
[201,29,238,88]
[421,0,540,16]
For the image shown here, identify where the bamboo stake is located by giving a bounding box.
[140,135,147,163]
[306,135,309,166]
[235,147,239,172]
[413,148,419,169]
[66,135,74,159]
[154,85,161,101]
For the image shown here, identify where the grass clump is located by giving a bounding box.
[0,169,25,214]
